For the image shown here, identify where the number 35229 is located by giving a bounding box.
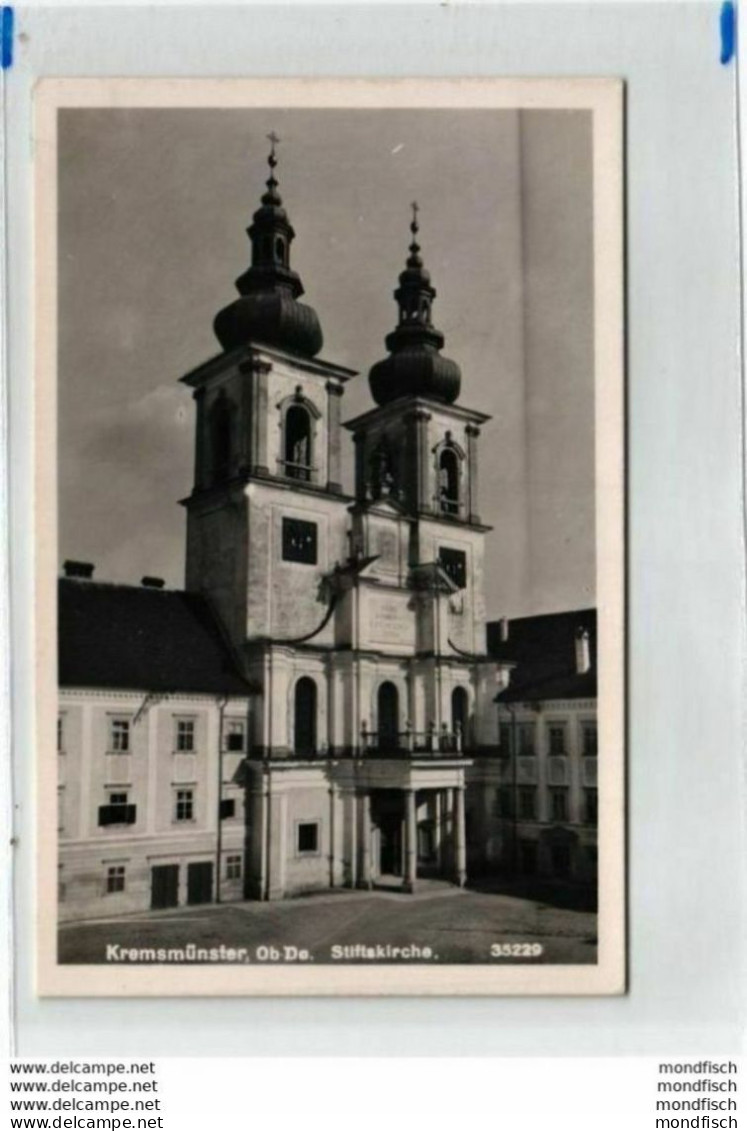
[490,943,544,958]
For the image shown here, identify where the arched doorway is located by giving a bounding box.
[294,677,317,756]
[377,682,399,751]
[451,686,469,749]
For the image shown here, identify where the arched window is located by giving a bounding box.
[294,678,317,756]
[274,236,285,265]
[210,394,233,484]
[377,682,400,751]
[284,404,312,482]
[451,687,469,749]
[438,447,460,515]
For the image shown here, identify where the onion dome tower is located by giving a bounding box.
[214,133,324,358]
[368,203,461,406]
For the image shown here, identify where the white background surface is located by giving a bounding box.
[2,1,745,1057]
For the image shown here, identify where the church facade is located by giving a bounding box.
[57,143,596,920]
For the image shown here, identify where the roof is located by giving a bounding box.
[58,579,254,696]
[487,608,597,703]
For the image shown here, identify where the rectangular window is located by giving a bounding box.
[582,723,598,757]
[438,547,467,590]
[225,720,246,752]
[282,517,318,564]
[550,788,569,822]
[584,788,598,826]
[296,821,319,855]
[498,722,511,755]
[518,787,537,820]
[517,723,535,757]
[219,798,236,820]
[175,719,195,753]
[494,787,513,819]
[109,718,130,753]
[175,789,194,822]
[548,724,567,756]
[226,855,242,881]
[106,865,126,894]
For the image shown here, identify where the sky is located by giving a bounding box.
[58,106,594,619]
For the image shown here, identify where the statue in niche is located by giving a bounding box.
[369,440,397,501]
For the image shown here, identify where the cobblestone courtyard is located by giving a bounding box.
[59,883,597,966]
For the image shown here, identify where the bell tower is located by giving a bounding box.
[345,205,492,657]
[182,138,356,668]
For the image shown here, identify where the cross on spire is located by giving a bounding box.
[410,200,420,234]
[266,131,280,172]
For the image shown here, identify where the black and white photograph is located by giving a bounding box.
[36,78,624,995]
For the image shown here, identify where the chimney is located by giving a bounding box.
[63,560,95,580]
[141,576,165,589]
[575,627,591,674]
[498,617,509,643]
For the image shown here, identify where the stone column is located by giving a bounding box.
[358,792,373,889]
[454,785,467,887]
[434,790,444,872]
[193,388,207,489]
[414,410,432,513]
[353,430,367,501]
[241,356,271,476]
[465,424,481,524]
[326,382,344,494]
[404,788,417,892]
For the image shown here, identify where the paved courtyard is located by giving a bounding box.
[59,883,597,966]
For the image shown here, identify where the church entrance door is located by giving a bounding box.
[371,790,404,878]
[379,816,403,876]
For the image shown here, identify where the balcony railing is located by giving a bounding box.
[360,721,464,757]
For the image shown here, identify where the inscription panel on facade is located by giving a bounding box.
[363,589,416,650]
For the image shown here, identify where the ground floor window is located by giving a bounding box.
[106,864,126,894]
[550,843,571,879]
[519,840,538,875]
[226,854,242,880]
[296,821,320,855]
[494,786,513,818]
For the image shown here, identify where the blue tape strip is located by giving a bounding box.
[1,6,13,70]
[721,0,735,65]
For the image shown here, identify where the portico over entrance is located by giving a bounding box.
[348,761,469,893]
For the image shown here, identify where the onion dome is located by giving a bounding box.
[214,134,323,358]
[369,203,461,406]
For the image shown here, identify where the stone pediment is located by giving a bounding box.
[353,495,409,519]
